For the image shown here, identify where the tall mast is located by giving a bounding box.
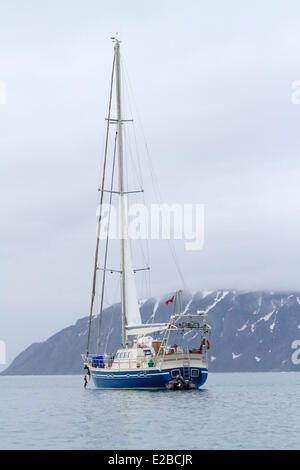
[86,39,142,357]
[115,39,127,347]
[86,50,115,357]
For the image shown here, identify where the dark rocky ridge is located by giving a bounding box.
[2,290,300,375]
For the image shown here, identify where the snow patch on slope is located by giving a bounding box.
[202,291,213,299]
[232,352,241,359]
[198,291,229,315]
[250,306,276,333]
[182,296,193,315]
[148,297,160,322]
[237,322,248,332]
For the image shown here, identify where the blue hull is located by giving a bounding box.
[91,367,208,389]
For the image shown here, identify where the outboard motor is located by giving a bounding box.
[166,374,197,391]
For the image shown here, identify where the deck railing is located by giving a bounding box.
[86,346,208,369]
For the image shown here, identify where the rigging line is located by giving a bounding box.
[122,116,148,286]
[123,124,151,297]
[146,142,188,290]
[121,59,151,297]
[121,59,144,191]
[123,125,130,198]
[96,130,118,354]
[123,118,143,190]
[86,53,116,356]
[145,141,188,291]
[125,136,149,286]
[121,58,187,291]
[122,61,150,238]
[104,281,120,353]
[121,63,147,264]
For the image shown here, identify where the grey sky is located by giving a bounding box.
[1,0,300,365]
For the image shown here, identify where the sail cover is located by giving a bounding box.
[126,323,170,336]
[123,236,142,326]
[119,194,142,326]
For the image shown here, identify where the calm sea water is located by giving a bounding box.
[0,372,299,450]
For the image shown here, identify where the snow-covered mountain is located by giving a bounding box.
[2,290,300,375]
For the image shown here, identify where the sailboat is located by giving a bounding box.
[82,38,211,390]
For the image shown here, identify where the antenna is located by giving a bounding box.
[111,32,121,43]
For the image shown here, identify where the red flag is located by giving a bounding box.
[165,295,175,305]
